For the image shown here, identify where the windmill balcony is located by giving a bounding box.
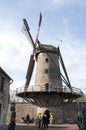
[16,85,82,96]
[16,85,82,107]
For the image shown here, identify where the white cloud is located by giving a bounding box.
[0,20,33,90]
[59,35,86,93]
[33,0,85,12]
[53,0,85,5]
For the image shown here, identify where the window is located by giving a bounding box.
[45,58,48,62]
[45,83,49,91]
[45,69,48,73]
[0,76,5,92]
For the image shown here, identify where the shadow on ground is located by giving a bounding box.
[15,124,69,130]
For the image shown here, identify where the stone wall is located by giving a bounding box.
[7,102,80,123]
[7,102,37,123]
[0,71,11,124]
[35,51,62,91]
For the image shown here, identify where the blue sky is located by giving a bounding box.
[0,0,86,93]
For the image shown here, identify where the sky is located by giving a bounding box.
[0,0,86,93]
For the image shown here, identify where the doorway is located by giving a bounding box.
[44,109,50,123]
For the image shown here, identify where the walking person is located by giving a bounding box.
[42,114,49,128]
[26,114,30,125]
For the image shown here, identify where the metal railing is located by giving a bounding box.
[16,85,82,96]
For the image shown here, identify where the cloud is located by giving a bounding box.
[59,33,86,93]
[0,19,33,90]
[54,0,85,5]
[47,0,86,9]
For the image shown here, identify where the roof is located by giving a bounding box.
[0,67,13,82]
[35,44,58,53]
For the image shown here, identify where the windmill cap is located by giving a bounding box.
[35,44,58,54]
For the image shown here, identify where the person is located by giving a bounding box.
[26,114,30,124]
[35,113,42,128]
[77,116,82,130]
[8,111,16,130]
[42,114,46,128]
[42,114,49,128]
[49,112,53,124]
[8,118,16,130]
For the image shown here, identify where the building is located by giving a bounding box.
[0,67,13,128]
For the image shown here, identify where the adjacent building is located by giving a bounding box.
[0,67,13,126]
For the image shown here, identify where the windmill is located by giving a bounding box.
[16,13,82,107]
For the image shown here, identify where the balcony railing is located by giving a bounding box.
[16,85,82,96]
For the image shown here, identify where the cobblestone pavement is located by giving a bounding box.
[15,123,79,130]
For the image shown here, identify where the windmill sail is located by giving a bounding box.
[58,47,72,90]
[39,13,42,27]
[23,19,35,49]
[24,55,35,90]
[35,13,42,47]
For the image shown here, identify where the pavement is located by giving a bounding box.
[15,123,79,130]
